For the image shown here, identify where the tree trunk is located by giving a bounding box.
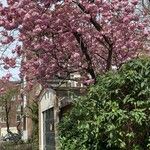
[5,103,11,134]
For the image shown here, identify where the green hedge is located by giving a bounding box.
[59,58,150,150]
[0,142,38,150]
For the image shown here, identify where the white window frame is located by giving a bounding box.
[11,96,16,101]
[0,117,6,123]
[16,105,21,112]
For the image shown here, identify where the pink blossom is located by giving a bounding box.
[73,53,80,58]
[5,73,12,79]
[131,0,138,5]
[144,29,149,36]
[0,88,5,94]
[83,79,95,85]
[0,0,148,86]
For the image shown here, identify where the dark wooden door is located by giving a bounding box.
[43,108,55,150]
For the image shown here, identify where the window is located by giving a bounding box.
[0,117,6,123]
[16,105,21,112]
[0,106,5,112]
[18,94,21,100]
[16,114,21,122]
[43,108,55,149]
[23,116,26,130]
[76,82,83,87]
[11,96,16,101]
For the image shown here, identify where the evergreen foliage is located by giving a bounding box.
[59,58,150,150]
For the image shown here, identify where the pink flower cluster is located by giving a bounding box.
[0,0,149,84]
[3,57,16,69]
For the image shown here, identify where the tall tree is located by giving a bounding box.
[0,0,149,85]
[0,82,20,134]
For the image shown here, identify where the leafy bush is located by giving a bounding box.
[59,58,150,150]
[0,142,36,150]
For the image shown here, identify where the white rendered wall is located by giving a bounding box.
[39,89,56,150]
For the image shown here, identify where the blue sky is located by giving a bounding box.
[0,0,20,81]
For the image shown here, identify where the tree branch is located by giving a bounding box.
[73,31,96,82]
[74,1,113,71]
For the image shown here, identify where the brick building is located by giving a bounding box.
[0,81,23,137]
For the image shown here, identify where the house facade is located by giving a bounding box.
[39,88,57,150]
[38,76,85,150]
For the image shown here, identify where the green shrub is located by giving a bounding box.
[59,58,150,150]
[0,142,36,150]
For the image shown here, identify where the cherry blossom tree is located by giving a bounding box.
[0,0,149,85]
[142,0,150,14]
